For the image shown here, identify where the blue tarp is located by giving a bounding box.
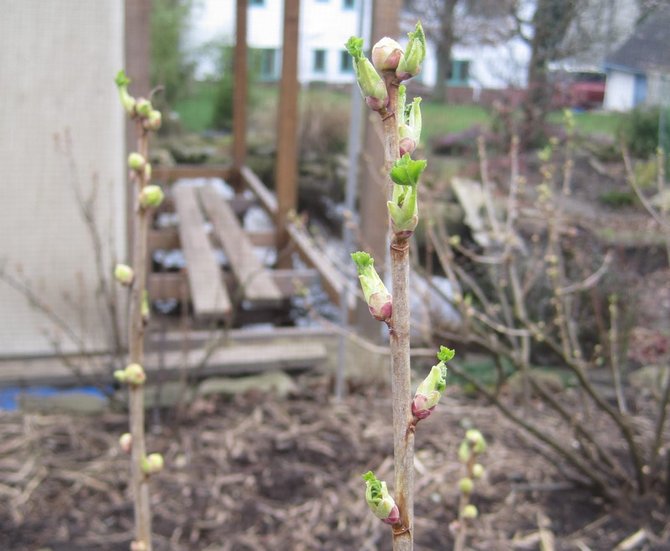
[0,386,109,411]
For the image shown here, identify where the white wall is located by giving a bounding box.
[0,0,126,356]
[604,70,635,111]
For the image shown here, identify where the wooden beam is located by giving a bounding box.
[240,165,278,216]
[199,185,283,303]
[173,186,232,319]
[275,0,301,266]
[232,0,248,180]
[286,222,356,313]
[0,343,327,388]
[356,0,401,340]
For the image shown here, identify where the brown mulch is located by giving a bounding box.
[1,375,669,551]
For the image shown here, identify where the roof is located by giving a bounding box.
[605,7,670,74]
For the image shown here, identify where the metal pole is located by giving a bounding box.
[335,0,372,401]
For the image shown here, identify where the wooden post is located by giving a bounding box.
[275,0,300,268]
[124,0,151,259]
[356,0,401,341]
[232,0,248,188]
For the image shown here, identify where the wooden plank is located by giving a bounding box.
[153,164,232,182]
[0,343,327,388]
[173,185,232,318]
[199,185,283,303]
[240,165,277,216]
[148,227,179,250]
[147,269,319,301]
[286,222,355,311]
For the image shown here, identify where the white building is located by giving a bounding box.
[192,0,530,90]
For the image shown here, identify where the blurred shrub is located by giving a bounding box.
[299,92,349,158]
[598,190,636,208]
[618,107,659,159]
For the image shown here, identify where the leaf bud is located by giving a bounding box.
[128,152,146,172]
[466,429,487,454]
[114,70,136,115]
[396,22,426,81]
[458,477,474,494]
[351,252,392,324]
[130,542,147,551]
[362,471,400,525]
[141,453,165,475]
[123,363,146,386]
[119,432,132,454]
[472,463,485,479]
[114,263,134,286]
[346,36,389,111]
[412,346,453,419]
[462,504,478,520]
[139,185,165,209]
[143,109,162,131]
[135,97,152,118]
[371,37,403,72]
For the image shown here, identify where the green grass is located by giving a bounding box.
[420,102,491,144]
[173,82,219,133]
[174,82,624,140]
[549,110,623,137]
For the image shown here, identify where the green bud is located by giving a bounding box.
[399,96,422,156]
[351,252,392,324]
[114,69,136,114]
[458,440,471,463]
[466,429,487,454]
[346,36,388,111]
[362,471,400,524]
[472,463,485,479]
[123,363,146,386]
[114,369,127,383]
[141,453,164,475]
[143,109,162,131]
[396,22,426,81]
[412,350,450,419]
[458,477,474,494]
[371,36,403,72]
[139,185,164,209]
[119,432,132,454]
[128,152,146,172]
[135,97,152,118]
[114,263,134,286]
[462,504,478,520]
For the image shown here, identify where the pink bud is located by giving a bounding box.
[372,37,403,72]
[382,504,401,525]
[412,393,436,419]
[368,291,392,324]
[399,136,417,157]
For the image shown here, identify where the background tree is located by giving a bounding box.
[150,0,197,107]
[403,0,515,102]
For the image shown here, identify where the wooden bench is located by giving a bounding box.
[199,185,283,305]
[173,185,232,319]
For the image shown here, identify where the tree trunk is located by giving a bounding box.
[432,0,458,103]
[522,0,577,146]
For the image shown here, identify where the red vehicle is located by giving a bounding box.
[552,70,606,110]
[568,71,606,109]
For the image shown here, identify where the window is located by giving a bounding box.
[313,49,326,73]
[343,0,355,8]
[340,50,353,73]
[447,59,470,86]
[249,0,264,5]
[251,48,280,81]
